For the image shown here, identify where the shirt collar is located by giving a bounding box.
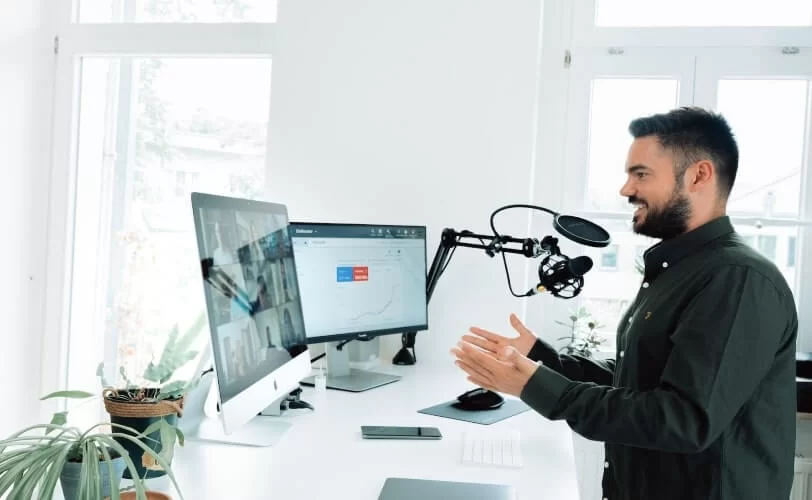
[643,216,735,281]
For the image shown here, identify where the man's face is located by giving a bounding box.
[619,136,692,240]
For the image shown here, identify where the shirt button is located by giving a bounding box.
[642,282,649,288]
[604,461,609,468]
[662,261,669,268]
[619,351,625,358]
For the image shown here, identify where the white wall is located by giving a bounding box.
[0,1,54,436]
[267,0,546,367]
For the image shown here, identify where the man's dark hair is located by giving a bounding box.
[628,107,739,198]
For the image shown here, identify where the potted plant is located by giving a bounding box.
[49,314,206,481]
[0,418,182,500]
[556,306,606,358]
[104,314,206,479]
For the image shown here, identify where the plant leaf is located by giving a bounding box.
[159,380,186,397]
[12,443,65,500]
[37,441,74,500]
[159,419,177,463]
[92,435,147,500]
[99,441,121,500]
[120,366,132,388]
[174,426,185,447]
[46,412,68,434]
[143,314,205,386]
[140,420,166,444]
[97,362,110,388]
[40,390,95,400]
[104,432,185,500]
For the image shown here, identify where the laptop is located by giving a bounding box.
[377,477,517,500]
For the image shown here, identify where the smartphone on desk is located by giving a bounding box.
[361,426,442,440]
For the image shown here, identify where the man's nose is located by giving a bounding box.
[619,180,633,197]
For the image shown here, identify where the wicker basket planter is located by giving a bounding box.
[103,389,184,480]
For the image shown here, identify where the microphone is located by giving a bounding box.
[528,254,593,299]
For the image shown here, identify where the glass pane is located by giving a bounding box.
[600,245,619,269]
[717,80,809,217]
[735,224,798,293]
[586,79,679,212]
[577,220,660,348]
[577,220,799,350]
[595,0,812,27]
[78,0,277,23]
[788,236,797,268]
[69,57,272,392]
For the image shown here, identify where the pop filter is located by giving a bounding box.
[553,214,611,248]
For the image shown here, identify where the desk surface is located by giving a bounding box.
[145,362,579,500]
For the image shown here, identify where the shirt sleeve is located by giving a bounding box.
[519,265,797,453]
[528,338,616,386]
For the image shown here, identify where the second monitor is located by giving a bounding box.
[289,222,428,391]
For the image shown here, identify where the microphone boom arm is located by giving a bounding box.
[394,227,562,365]
[392,204,609,365]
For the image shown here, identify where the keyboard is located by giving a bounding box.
[461,430,523,468]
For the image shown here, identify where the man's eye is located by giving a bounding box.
[636,172,647,179]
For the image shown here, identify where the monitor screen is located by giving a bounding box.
[191,193,308,405]
[289,222,428,343]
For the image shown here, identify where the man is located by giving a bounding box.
[452,107,798,500]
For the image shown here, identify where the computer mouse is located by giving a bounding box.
[452,388,504,411]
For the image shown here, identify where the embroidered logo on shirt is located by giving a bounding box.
[645,312,652,320]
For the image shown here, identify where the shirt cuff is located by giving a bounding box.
[527,338,562,365]
[519,363,573,419]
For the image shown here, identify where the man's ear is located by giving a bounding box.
[686,160,714,192]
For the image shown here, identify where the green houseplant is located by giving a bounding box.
[102,314,205,480]
[556,306,606,358]
[0,419,182,500]
[50,314,206,480]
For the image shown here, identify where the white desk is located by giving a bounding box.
[143,363,580,500]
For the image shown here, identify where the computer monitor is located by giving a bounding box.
[289,222,428,392]
[186,192,311,446]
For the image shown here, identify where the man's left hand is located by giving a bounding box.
[450,341,539,397]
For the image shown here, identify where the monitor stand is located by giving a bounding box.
[301,341,401,392]
[177,370,292,447]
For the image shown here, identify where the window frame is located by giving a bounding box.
[531,0,812,353]
[41,5,279,400]
[572,1,812,48]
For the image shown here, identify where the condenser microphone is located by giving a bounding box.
[528,254,593,299]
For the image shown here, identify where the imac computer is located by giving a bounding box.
[185,192,311,446]
[289,222,428,392]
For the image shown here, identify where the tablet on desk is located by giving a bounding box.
[377,477,516,500]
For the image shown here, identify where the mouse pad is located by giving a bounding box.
[417,398,530,425]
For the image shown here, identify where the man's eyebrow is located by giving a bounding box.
[626,164,650,174]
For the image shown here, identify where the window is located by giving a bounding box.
[557,7,812,350]
[78,0,278,23]
[579,221,658,342]
[789,236,797,268]
[45,4,279,397]
[594,0,812,27]
[600,245,619,270]
[67,56,272,391]
[561,51,690,345]
[586,79,680,212]
[716,80,807,217]
[757,235,778,261]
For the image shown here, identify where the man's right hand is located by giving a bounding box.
[462,313,538,357]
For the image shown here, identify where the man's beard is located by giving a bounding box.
[630,189,691,240]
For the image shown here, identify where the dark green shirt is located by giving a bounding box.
[520,216,798,500]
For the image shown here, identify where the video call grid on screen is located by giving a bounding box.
[192,194,308,403]
[288,222,429,344]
